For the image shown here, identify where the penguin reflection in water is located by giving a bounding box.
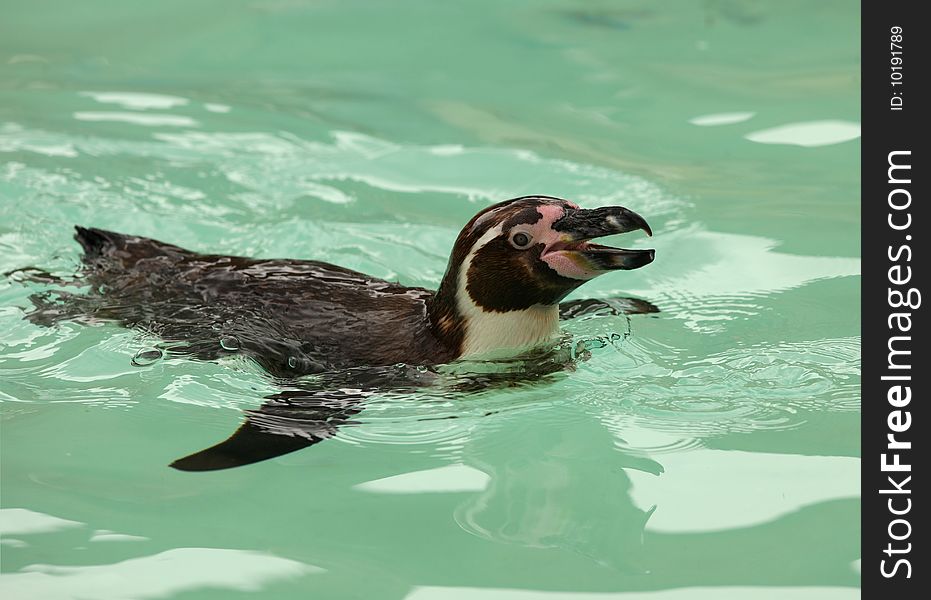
[26,196,656,470]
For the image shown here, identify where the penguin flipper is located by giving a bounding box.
[168,418,327,472]
[559,296,659,320]
[170,387,366,472]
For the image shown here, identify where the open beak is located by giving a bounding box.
[549,206,655,271]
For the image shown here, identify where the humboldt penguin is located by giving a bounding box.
[26,195,655,470]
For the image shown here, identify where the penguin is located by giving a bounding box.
[26,195,655,470]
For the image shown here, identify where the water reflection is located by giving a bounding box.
[405,585,859,599]
[72,112,199,127]
[438,427,859,589]
[744,120,860,147]
[0,507,321,599]
[355,464,489,494]
[79,91,190,110]
[625,449,859,533]
[688,112,755,126]
[0,507,83,536]
[411,396,860,587]
[453,414,658,573]
[0,548,318,599]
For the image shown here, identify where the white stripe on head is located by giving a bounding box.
[455,225,560,358]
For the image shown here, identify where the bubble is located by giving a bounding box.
[219,335,240,351]
[131,348,163,366]
[583,337,609,351]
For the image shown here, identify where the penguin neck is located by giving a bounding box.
[428,262,560,360]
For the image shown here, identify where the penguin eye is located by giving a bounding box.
[509,231,533,250]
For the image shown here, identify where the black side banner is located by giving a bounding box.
[863,1,927,596]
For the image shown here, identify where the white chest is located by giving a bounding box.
[459,304,560,358]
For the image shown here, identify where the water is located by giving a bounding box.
[1,1,860,598]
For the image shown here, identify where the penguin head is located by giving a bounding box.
[432,196,654,357]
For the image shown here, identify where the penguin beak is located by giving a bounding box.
[548,206,655,272]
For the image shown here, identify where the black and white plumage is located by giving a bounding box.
[26,196,655,470]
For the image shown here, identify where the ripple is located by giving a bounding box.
[36,332,157,383]
[330,352,589,452]
[1,122,685,220]
[333,391,486,450]
[565,334,859,442]
[612,431,704,455]
[157,372,275,411]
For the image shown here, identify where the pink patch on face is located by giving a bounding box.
[535,204,565,225]
[541,251,599,280]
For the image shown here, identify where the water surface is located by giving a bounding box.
[1,1,860,598]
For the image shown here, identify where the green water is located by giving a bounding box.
[1,1,860,598]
